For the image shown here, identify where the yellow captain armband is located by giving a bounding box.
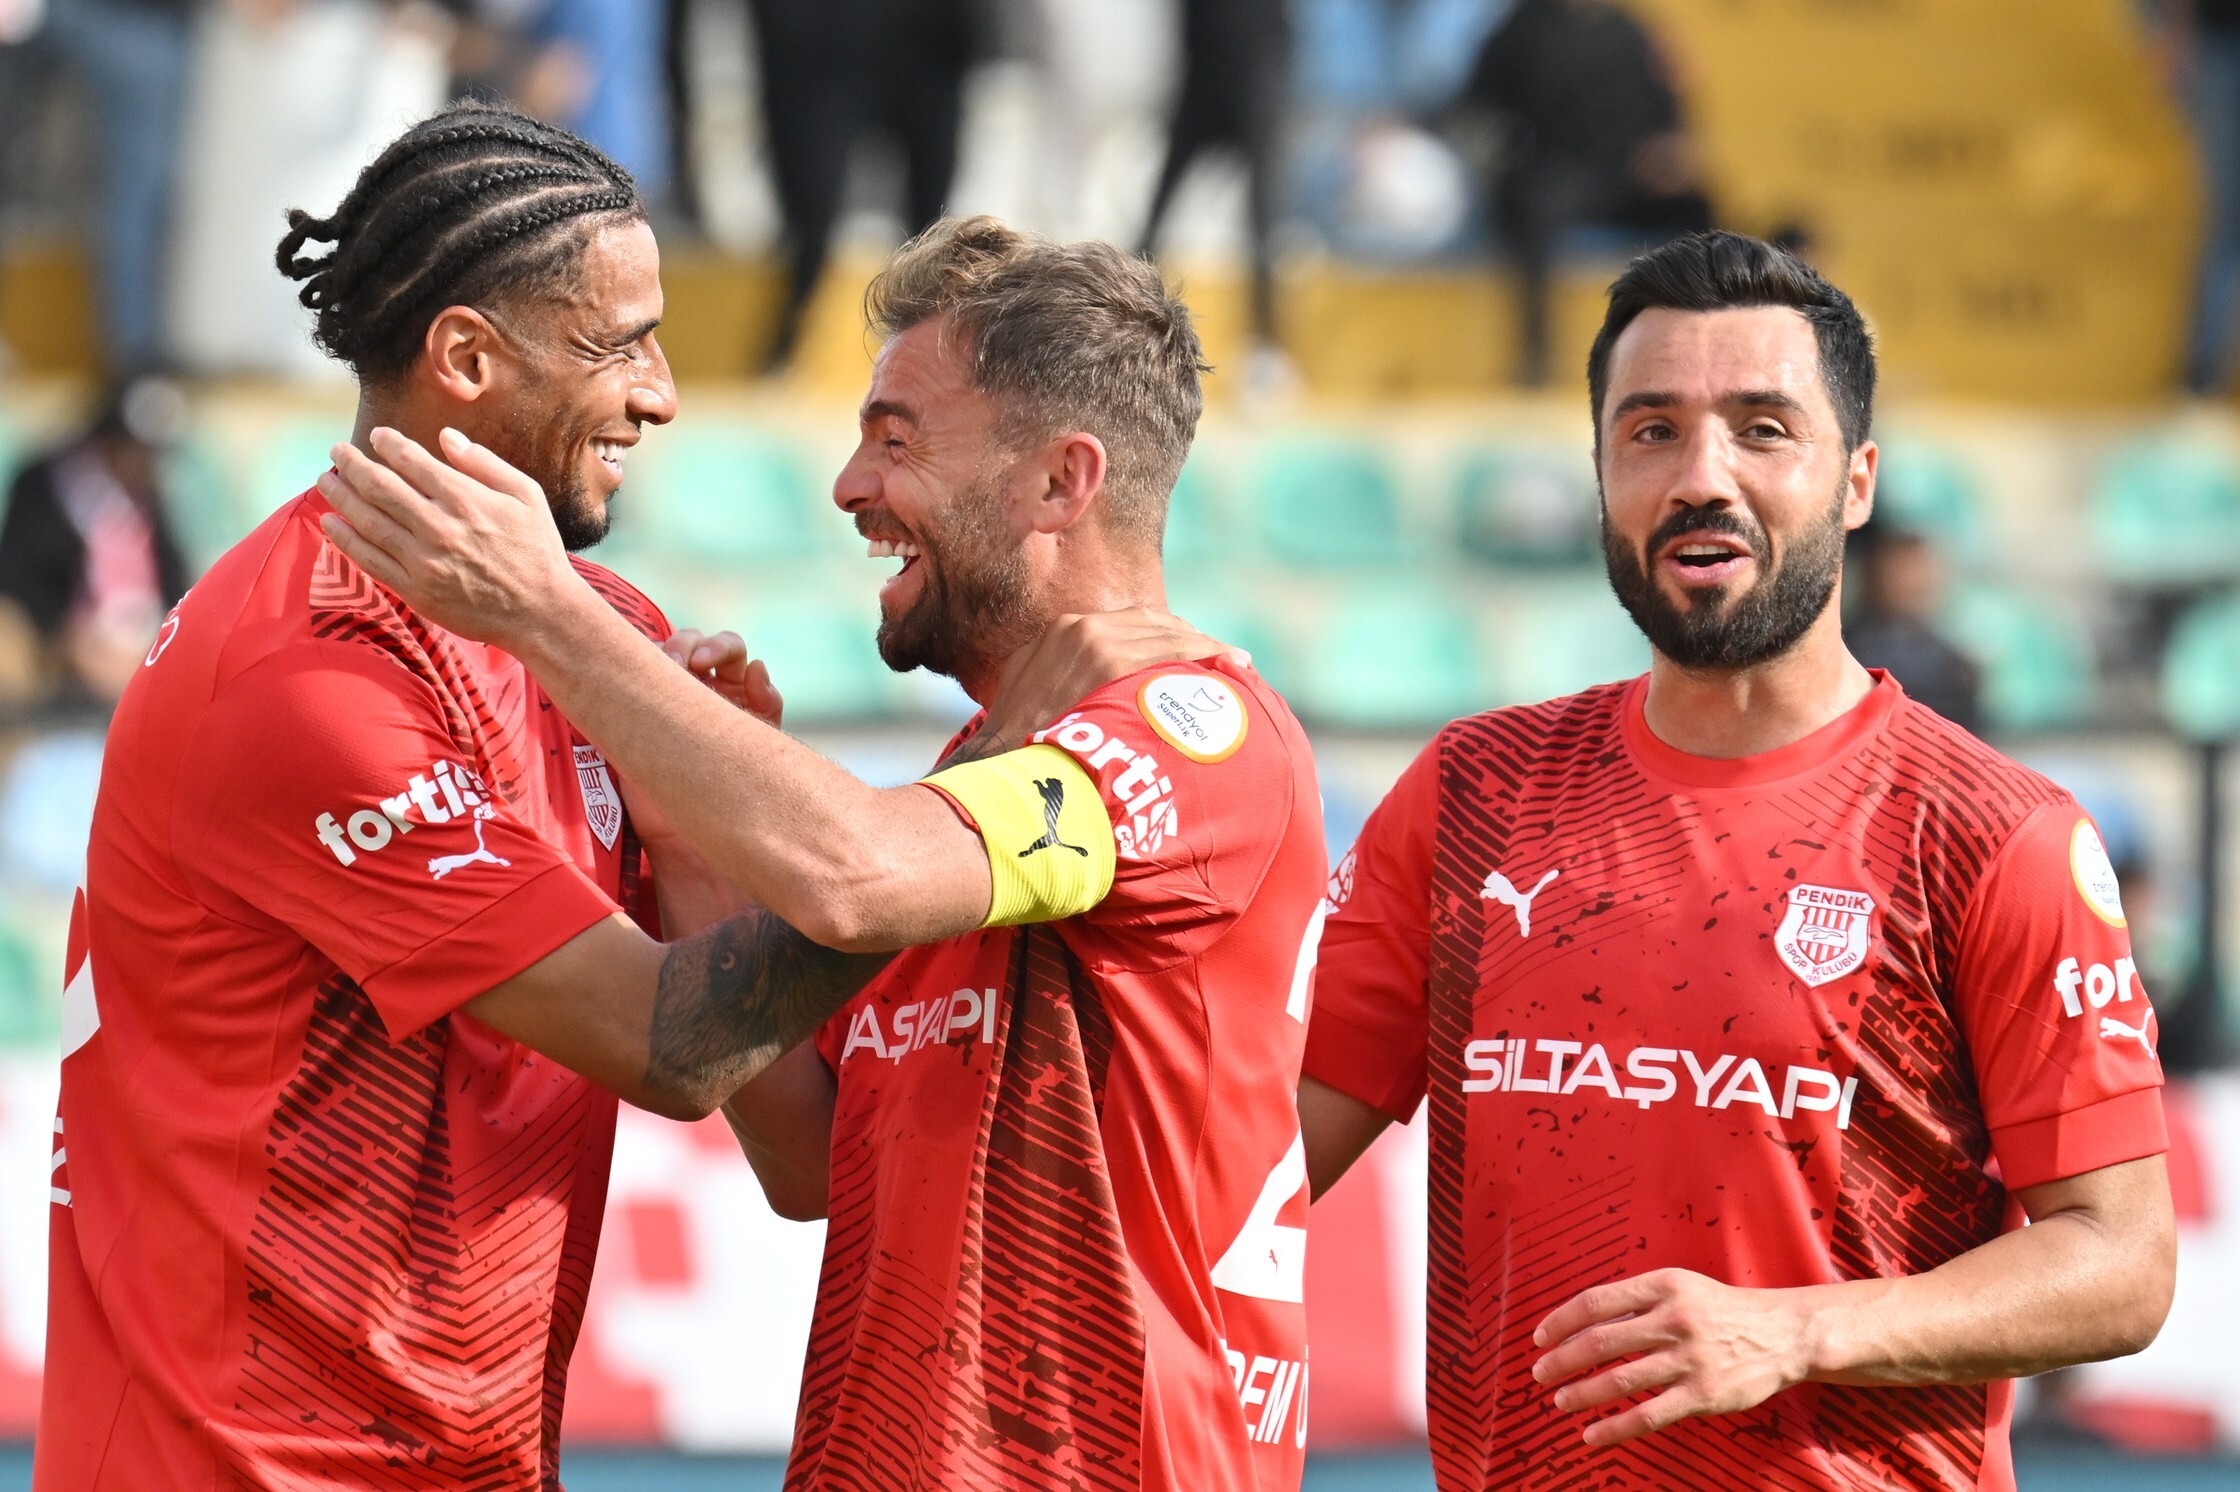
[923,744,1117,928]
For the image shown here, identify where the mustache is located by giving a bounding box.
[854,511,922,547]
[1644,506,1769,558]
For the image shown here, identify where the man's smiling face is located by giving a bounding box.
[476,216,676,551]
[1595,305,1875,671]
[832,317,1035,683]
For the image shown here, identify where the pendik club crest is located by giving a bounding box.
[1774,884,1875,986]
[576,743,622,851]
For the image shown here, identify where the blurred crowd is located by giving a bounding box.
[0,0,1718,383]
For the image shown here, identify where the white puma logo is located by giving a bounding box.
[2099,1012,2156,1057]
[428,815,511,881]
[1481,867,1560,938]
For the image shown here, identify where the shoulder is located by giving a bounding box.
[1431,679,1635,781]
[570,557,671,643]
[1878,695,2073,842]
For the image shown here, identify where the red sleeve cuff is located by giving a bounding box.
[361,863,619,1041]
[1989,1086,2168,1191]
[1303,1002,1427,1124]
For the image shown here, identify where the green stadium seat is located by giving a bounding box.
[1250,439,1404,568]
[1490,576,1650,705]
[2088,438,2240,587]
[0,910,57,1049]
[1453,447,1598,568]
[738,599,896,722]
[1294,586,1484,727]
[2162,590,2240,740]
[249,417,352,529]
[1940,584,2095,733]
[163,432,242,571]
[1161,455,1224,566]
[625,427,836,566]
[1873,440,1987,563]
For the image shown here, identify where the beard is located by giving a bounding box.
[1602,483,1848,672]
[486,400,613,553]
[868,475,1033,682]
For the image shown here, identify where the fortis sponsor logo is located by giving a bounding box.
[1462,1036,1862,1129]
[839,986,999,1066]
[1032,712,1177,861]
[313,759,497,866]
[2053,954,2155,1055]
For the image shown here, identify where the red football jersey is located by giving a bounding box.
[39,490,669,1490]
[791,662,1325,1492]
[1305,674,2165,1492]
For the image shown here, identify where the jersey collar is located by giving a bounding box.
[1620,669,1904,791]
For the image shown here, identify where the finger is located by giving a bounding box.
[1580,1383,1701,1449]
[743,660,783,727]
[691,631,749,676]
[315,470,421,559]
[319,513,414,593]
[368,426,517,517]
[436,425,547,503]
[1536,1275,1670,1349]
[660,629,707,669]
[1548,1348,1685,1413]
[329,442,438,535]
[1534,1314,1670,1386]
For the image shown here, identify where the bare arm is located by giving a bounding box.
[1299,1075,1396,1200]
[317,429,1238,952]
[1532,1154,2177,1447]
[722,1042,838,1221]
[464,906,892,1122]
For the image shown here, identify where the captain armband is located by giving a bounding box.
[922,744,1117,928]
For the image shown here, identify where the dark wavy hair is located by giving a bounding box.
[1588,231,1877,451]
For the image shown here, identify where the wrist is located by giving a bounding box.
[1792,1280,1870,1385]
[501,570,606,667]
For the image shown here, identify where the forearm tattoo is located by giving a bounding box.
[646,911,892,1108]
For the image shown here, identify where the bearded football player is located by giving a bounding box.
[320,217,1327,1492]
[38,108,1187,1491]
[1297,232,2175,1491]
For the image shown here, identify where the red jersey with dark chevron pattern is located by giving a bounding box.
[796,663,1325,1491]
[40,490,667,1490]
[1304,673,2166,1492]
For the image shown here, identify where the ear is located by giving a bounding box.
[1023,431,1109,536]
[1842,439,1878,532]
[418,305,506,406]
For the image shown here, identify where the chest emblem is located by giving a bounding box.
[575,744,623,851]
[1775,884,1875,986]
[1481,866,1560,937]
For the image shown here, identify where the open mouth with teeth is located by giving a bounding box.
[591,437,631,486]
[1662,535,1753,588]
[867,536,926,606]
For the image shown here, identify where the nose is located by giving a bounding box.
[627,339,679,428]
[833,441,882,515]
[1666,421,1742,514]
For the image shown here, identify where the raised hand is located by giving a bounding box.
[317,426,590,651]
[660,628,783,729]
[1531,1268,1819,1448]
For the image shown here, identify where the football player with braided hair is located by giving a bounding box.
[42,105,1199,1489]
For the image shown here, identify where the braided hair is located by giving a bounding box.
[275,101,643,384]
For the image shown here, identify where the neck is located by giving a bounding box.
[956,549,1168,707]
[349,387,457,461]
[1640,605,1875,760]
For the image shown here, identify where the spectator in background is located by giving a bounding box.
[750,0,975,372]
[35,0,195,374]
[0,377,191,714]
[451,0,672,205]
[1845,523,1982,734]
[2170,0,2240,393]
[1457,0,1710,385]
[1138,0,1291,367]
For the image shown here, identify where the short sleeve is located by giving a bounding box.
[1025,662,1298,969]
[1302,733,1441,1122]
[1954,802,2167,1190]
[176,643,619,1041]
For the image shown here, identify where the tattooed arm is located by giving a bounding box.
[462,907,889,1123]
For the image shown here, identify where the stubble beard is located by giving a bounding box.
[873,474,1034,683]
[1602,480,1849,672]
